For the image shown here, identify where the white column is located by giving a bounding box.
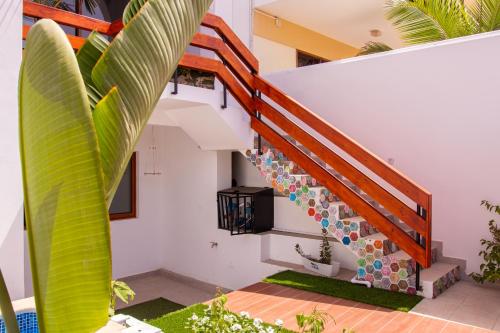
[0,0,25,300]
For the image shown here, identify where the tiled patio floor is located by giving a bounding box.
[225,282,499,333]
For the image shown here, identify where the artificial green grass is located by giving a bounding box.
[263,270,423,312]
[147,303,296,332]
[147,303,208,332]
[117,297,185,321]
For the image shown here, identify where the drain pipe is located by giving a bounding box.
[351,274,372,288]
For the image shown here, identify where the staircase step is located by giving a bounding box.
[361,232,440,260]
[419,262,461,298]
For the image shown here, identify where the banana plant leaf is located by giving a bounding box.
[19,0,211,332]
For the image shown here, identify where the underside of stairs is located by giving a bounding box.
[245,136,461,298]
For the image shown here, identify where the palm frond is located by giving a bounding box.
[386,0,475,45]
[469,0,500,32]
[357,41,394,55]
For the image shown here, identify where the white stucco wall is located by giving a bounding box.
[110,126,167,279]
[161,127,281,290]
[261,31,500,274]
[0,0,24,300]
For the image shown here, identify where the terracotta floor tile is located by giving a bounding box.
[350,308,399,333]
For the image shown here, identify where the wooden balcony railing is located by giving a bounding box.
[22,0,432,268]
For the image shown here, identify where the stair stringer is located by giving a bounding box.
[245,148,418,295]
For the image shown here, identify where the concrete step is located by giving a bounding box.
[418,262,461,298]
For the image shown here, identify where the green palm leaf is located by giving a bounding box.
[19,19,111,333]
[469,0,500,32]
[357,41,394,55]
[386,0,475,45]
[85,0,211,203]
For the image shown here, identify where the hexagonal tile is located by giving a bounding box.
[374,240,383,249]
[381,267,392,276]
[365,265,375,274]
[373,270,383,280]
[365,254,375,264]
[390,272,400,283]
[342,236,351,245]
[365,244,375,253]
[390,263,400,272]
[381,277,391,288]
[358,249,366,257]
[289,193,297,201]
[357,267,366,278]
[349,232,359,241]
[398,280,409,290]
[308,199,316,207]
[349,223,359,231]
[390,284,400,292]
[315,213,322,222]
[335,220,343,229]
[321,210,329,218]
[321,219,329,228]
[307,208,315,216]
[365,274,374,282]
[357,258,366,267]
[373,260,383,270]
[398,269,408,279]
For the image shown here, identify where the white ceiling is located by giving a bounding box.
[256,0,404,49]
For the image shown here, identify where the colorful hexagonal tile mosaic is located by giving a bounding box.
[245,148,417,295]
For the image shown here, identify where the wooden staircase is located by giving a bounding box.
[22,0,460,297]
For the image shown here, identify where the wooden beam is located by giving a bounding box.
[255,98,428,236]
[251,117,429,268]
[202,13,259,73]
[254,75,432,212]
[191,33,254,92]
[179,54,254,114]
[23,0,113,34]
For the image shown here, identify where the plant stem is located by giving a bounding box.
[0,269,20,333]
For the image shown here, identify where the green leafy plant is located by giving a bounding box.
[15,1,211,332]
[109,280,136,316]
[295,229,332,265]
[296,307,334,333]
[186,289,287,332]
[319,228,332,265]
[470,200,500,284]
[358,0,500,55]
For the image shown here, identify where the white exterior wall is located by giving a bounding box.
[110,126,167,279]
[262,31,500,274]
[0,0,24,300]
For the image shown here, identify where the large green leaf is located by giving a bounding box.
[88,0,212,204]
[19,19,111,333]
[386,0,475,45]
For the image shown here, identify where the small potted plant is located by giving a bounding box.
[295,228,340,277]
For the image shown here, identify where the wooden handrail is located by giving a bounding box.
[23,0,114,34]
[179,54,254,114]
[254,76,432,212]
[201,13,259,74]
[255,98,427,235]
[22,2,432,267]
[251,117,427,266]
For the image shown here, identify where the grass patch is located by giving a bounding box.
[147,303,296,332]
[264,270,423,312]
[117,297,185,321]
[147,303,208,332]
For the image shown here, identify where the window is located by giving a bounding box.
[110,152,137,221]
[296,50,329,68]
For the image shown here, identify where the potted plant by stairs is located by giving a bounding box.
[295,228,340,277]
